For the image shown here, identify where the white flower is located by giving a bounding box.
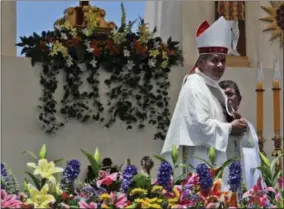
[154,41,161,48]
[66,56,73,67]
[84,40,91,47]
[90,59,97,68]
[60,33,68,40]
[87,47,94,53]
[123,49,130,57]
[126,60,135,70]
[54,25,62,31]
[148,59,156,67]
[82,28,91,36]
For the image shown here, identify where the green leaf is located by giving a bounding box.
[126,203,137,209]
[132,173,151,189]
[25,171,41,190]
[153,155,167,162]
[174,172,188,184]
[270,153,284,172]
[54,158,64,164]
[221,158,240,169]
[259,152,270,167]
[272,169,282,185]
[189,155,213,168]
[39,144,46,159]
[22,151,38,161]
[214,168,224,179]
[171,145,179,165]
[94,148,101,164]
[80,149,100,177]
[175,163,194,169]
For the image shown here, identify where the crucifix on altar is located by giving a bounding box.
[215,1,251,67]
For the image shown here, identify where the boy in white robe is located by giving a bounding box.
[219,80,262,189]
[160,16,255,189]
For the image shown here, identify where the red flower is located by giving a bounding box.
[167,49,175,56]
[91,40,102,56]
[39,41,48,52]
[61,192,69,200]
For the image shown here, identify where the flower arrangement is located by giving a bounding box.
[1,144,283,209]
[16,3,183,140]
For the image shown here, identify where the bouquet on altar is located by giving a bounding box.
[1,144,283,209]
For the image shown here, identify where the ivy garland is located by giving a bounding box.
[16,7,183,140]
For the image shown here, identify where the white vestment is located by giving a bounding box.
[161,68,257,189]
[242,122,262,189]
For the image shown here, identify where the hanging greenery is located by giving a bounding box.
[16,4,183,140]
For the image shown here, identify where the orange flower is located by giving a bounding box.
[203,179,237,208]
[135,42,147,56]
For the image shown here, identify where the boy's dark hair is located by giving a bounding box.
[219,80,242,99]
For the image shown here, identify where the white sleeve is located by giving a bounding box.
[183,85,231,152]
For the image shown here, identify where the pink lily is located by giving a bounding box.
[242,177,275,207]
[78,201,97,209]
[108,192,128,208]
[182,173,199,186]
[1,189,22,208]
[96,170,120,187]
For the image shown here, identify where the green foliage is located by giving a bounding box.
[132,173,151,189]
[255,152,283,187]
[80,148,100,178]
[16,12,183,141]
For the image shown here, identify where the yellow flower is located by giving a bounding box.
[149,49,160,58]
[151,185,163,193]
[85,10,98,30]
[49,41,68,58]
[130,188,148,196]
[99,193,110,201]
[162,50,168,59]
[101,203,110,208]
[27,159,63,184]
[167,187,180,207]
[61,21,72,30]
[161,60,169,69]
[149,203,162,209]
[134,198,162,209]
[25,183,55,208]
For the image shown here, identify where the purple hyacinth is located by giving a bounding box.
[157,161,173,190]
[196,164,213,192]
[121,165,137,193]
[61,160,81,189]
[228,161,242,192]
[1,163,9,189]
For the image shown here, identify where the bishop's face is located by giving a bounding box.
[201,54,227,81]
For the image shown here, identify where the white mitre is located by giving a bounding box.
[189,16,231,73]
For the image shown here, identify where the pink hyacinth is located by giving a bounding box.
[78,201,98,209]
[1,189,22,208]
